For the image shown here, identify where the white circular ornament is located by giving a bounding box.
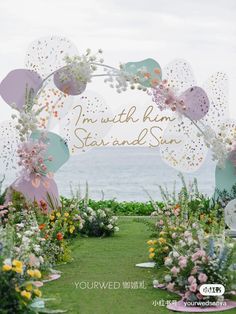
[225,199,236,230]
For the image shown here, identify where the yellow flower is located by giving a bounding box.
[153,240,158,244]
[2,264,12,271]
[27,269,35,277]
[158,237,166,245]
[64,212,69,217]
[50,215,55,221]
[26,284,33,291]
[33,289,42,297]
[56,212,61,218]
[15,285,20,292]
[69,226,75,233]
[149,253,155,259]
[163,246,169,252]
[149,247,155,253]
[147,240,153,245]
[12,260,23,269]
[13,267,23,274]
[200,214,205,220]
[21,290,31,300]
[159,231,166,236]
[34,269,42,279]
[27,269,41,279]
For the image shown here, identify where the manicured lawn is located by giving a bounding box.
[43,217,235,314]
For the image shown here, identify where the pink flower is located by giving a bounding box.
[196,292,204,300]
[191,266,198,275]
[29,253,40,267]
[191,250,206,262]
[198,250,206,257]
[41,164,47,172]
[170,266,180,276]
[178,257,187,269]
[158,219,164,226]
[184,231,191,238]
[189,282,198,292]
[188,276,196,285]
[198,273,208,283]
[166,282,175,291]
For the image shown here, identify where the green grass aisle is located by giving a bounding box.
[43,218,235,314]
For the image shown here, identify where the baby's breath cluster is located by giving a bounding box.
[62,48,104,84]
[103,64,148,93]
[11,111,38,142]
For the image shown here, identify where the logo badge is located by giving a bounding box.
[199,284,225,296]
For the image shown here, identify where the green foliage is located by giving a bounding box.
[216,182,236,206]
[86,199,156,216]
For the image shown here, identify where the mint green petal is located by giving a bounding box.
[214,159,236,197]
[123,58,162,87]
[31,130,70,173]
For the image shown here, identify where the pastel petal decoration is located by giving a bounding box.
[9,174,60,207]
[0,120,20,176]
[178,86,210,120]
[33,81,74,130]
[0,69,42,111]
[53,65,87,95]
[163,59,196,94]
[160,115,208,172]
[123,58,162,87]
[25,36,79,79]
[30,130,70,173]
[224,199,236,230]
[215,159,236,197]
[202,72,228,131]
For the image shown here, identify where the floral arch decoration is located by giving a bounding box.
[0,36,235,207]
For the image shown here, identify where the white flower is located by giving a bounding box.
[17,233,22,239]
[179,240,185,247]
[87,207,94,214]
[164,257,173,266]
[14,247,20,253]
[107,224,113,230]
[33,244,41,253]
[22,236,30,245]
[88,216,94,223]
[173,251,180,258]
[100,211,106,218]
[3,258,12,266]
[114,226,119,232]
[164,275,172,282]
[39,256,44,263]
[153,279,159,288]
[24,230,33,236]
[16,223,24,229]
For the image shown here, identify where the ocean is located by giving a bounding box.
[52,147,216,202]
